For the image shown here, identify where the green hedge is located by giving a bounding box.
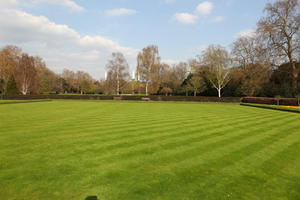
[1,95,241,102]
[241,97,300,107]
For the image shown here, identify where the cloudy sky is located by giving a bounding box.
[0,0,274,79]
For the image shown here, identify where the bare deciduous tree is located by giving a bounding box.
[106,52,129,95]
[0,45,21,81]
[258,0,300,93]
[232,36,272,96]
[137,45,161,95]
[14,53,36,95]
[200,45,232,98]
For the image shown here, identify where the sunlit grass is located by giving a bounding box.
[1,100,300,200]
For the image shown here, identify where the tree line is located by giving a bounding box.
[0,0,299,97]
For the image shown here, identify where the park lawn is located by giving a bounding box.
[0,100,300,200]
[0,100,51,104]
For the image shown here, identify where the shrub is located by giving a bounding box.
[4,75,19,95]
[241,97,298,106]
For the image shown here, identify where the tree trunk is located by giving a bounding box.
[146,82,149,96]
[218,88,221,98]
[117,79,120,95]
[194,90,197,97]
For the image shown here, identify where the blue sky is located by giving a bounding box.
[0,0,275,78]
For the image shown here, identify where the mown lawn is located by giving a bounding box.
[0,100,300,200]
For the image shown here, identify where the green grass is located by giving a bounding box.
[0,100,51,104]
[1,100,300,200]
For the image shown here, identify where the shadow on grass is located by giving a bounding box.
[0,100,52,105]
[85,196,98,200]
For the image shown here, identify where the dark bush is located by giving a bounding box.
[241,97,299,106]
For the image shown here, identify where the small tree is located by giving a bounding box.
[200,45,231,98]
[106,52,130,95]
[160,87,173,96]
[189,74,207,96]
[5,74,19,95]
[39,76,51,94]
[137,45,161,95]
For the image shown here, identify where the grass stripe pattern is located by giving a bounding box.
[0,100,300,200]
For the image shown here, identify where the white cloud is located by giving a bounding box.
[105,8,137,17]
[235,29,256,39]
[196,1,213,16]
[174,13,198,24]
[173,1,219,24]
[23,0,84,12]
[0,5,138,78]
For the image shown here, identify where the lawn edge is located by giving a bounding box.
[240,103,300,113]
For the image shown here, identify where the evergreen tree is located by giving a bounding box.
[0,78,4,94]
[5,75,19,95]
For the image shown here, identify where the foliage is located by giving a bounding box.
[105,52,130,95]
[257,0,300,92]
[0,78,4,94]
[160,87,173,96]
[137,45,161,95]
[200,45,231,97]
[4,74,19,95]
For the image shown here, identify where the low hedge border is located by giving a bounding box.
[241,97,300,107]
[0,95,241,103]
[241,103,300,114]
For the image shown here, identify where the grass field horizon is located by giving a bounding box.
[1,100,300,200]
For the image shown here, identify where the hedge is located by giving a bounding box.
[241,97,300,107]
[1,95,241,102]
[0,95,114,101]
[241,103,300,114]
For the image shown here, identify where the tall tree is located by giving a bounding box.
[14,53,37,95]
[137,45,161,95]
[0,45,21,82]
[106,52,129,95]
[258,0,300,93]
[232,36,272,96]
[35,57,59,94]
[62,69,76,93]
[200,45,232,98]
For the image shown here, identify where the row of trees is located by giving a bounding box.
[108,0,299,97]
[0,0,299,97]
[0,45,101,95]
